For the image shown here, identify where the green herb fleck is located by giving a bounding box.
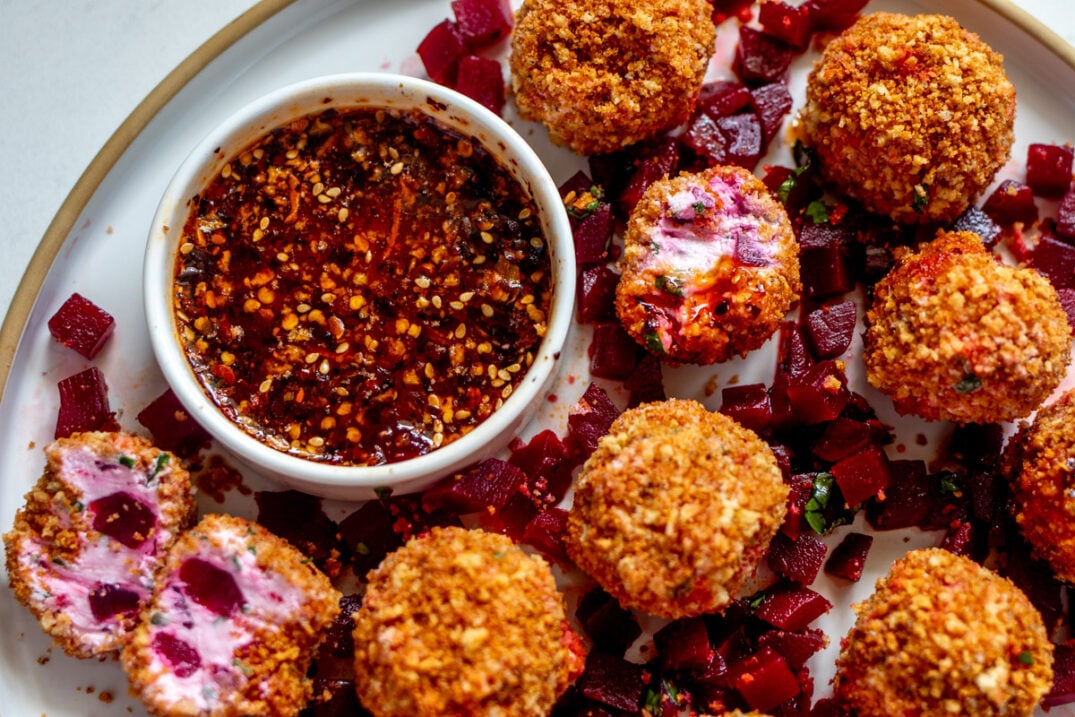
[247,545,257,555]
[1018,650,1035,665]
[72,500,84,512]
[118,455,136,469]
[644,332,665,354]
[642,686,662,715]
[954,374,982,394]
[150,612,169,626]
[748,591,767,610]
[565,185,605,219]
[938,471,962,495]
[806,200,830,224]
[655,275,684,297]
[354,542,371,556]
[492,550,507,560]
[374,486,393,500]
[691,201,707,215]
[913,184,930,212]
[232,556,243,571]
[149,453,170,481]
[52,557,66,567]
[232,658,254,676]
[805,472,836,535]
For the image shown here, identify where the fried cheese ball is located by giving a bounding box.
[1004,389,1075,583]
[4,432,195,658]
[509,0,715,155]
[834,548,1053,716]
[864,230,1070,424]
[616,166,800,365]
[122,514,341,717]
[352,526,585,717]
[800,12,1016,224]
[565,399,788,619]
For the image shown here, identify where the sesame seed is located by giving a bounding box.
[308,436,325,447]
[259,379,272,393]
[390,162,404,175]
[319,359,331,375]
[180,242,195,255]
[415,276,431,289]
[336,342,351,354]
[480,231,495,244]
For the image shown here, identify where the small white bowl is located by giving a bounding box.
[144,73,575,501]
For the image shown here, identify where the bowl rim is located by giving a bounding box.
[144,71,576,501]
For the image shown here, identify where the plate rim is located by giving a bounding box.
[0,0,1072,403]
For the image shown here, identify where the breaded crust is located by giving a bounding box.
[800,12,1015,224]
[863,230,1070,423]
[353,526,584,717]
[4,431,195,657]
[509,0,715,156]
[1004,389,1075,583]
[616,166,800,365]
[835,548,1053,716]
[565,399,788,619]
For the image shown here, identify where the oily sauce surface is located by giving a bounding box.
[174,107,552,466]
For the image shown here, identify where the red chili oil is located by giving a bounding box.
[173,106,552,466]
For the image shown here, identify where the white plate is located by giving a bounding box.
[2,0,1075,714]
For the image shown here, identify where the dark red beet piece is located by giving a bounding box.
[522,508,572,566]
[654,616,713,673]
[720,383,772,433]
[758,1,812,49]
[576,652,647,712]
[757,628,826,671]
[982,179,1039,225]
[576,588,642,657]
[683,112,763,170]
[577,265,619,324]
[509,429,573,504]
[338,499,404,575]
[697,80,752,118]
[453,55,505,115]
[749,82,793,146]
[589,323,639,380]
[476,491,538,541]
[136,388,211,457]
[777,321,813,378]
[47,292,115,359]
[781,473,816,541]
[616,138,680,216]
[735,26,795,85]
[812,417,871,463]
[450,0,512,49]
[88,582,141,621]
[1032,234,1075,290]
[1044,644,1075,708]
[784,360,850,425]
[804,0,869,31]
[755,584,832,631]
[939,520,976,557]
[255,490,342,574]
[864,460,955,530]
[824,532,873,581]
[323,594,364,659]
[1055,191,1075,245]
[727,647,801,712]
[950,206,1002,248]
[803,300,856,360]
[417,19,467,85]
[1026,143,1074,198]
[90,492,156,549]
[830,445,891,507]
[767,532,828,585]
[567,384,620,460]
[55,367,117,439]
[711,0,754,24]
[1058,288,1075,333]
[152,632,201,678]
[798,221,854,299]
[179,558,245,617]
[422,457,526,514]
[624,353,667,408]
[572,203,614,265]
[302,678,371,717]
[1001,546,1064,633]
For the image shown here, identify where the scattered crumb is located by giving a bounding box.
[193,454,250,502]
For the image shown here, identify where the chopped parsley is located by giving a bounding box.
[118,455,136,469]
[150,612,169,626]
[565,185,605,219]
[1018,650,1035,665]
[354,542,371,556]
[805,200,830,224]
[374,486,393,500]
[804,472,855,535]
[954,374,983,394]
[148,452,170,481]
[691,201,708,215]
[655,275,684,297]
[644,332,665,354]
[913,184,930,212]
[938,471,962,495]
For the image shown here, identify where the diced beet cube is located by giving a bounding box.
[55,367,117,439]
[136,389,211,458]
[803,0,869,32]
[1026,143,1073,198]
[616,138,680,216]
[1044,644,1075,708]
[798,221,854,299]
[1057,288,1075,333]
[812,417,870,463]
[573,203,614,265]
[417,19,467,85]
[1001,545,1064,633]
[654,616,713,673]
[152,632,201,678]
[1054,190,1075,245]
[47,292,115,359]
[755,585,832,631]
[624,353,666,408]
[422,457,526,514]
[305,677,370,717]
[758,1,812,48]
[475,490,538,540]
[830,445,891,507]
[179,557,245,617]
[589,322,640,380]
[338,499,404,575]
[1032,234,1075,290]
[522,508,571,566]
[982,179,1039,225]
[756,628,826,671]
[735,26,795,85]
[950,206,1001,248]
[88,582,141,621]
[697,80,752,118]
[577,265,619,324]
[720,383,772,433]
[255,490,342,574]
[803,300,856,360]
[576,588,642,657]
[509,429,571,499]
[450,0,512,49]
[567,384,620,459]
[767,532,827,585]
[711,0,755,24]
[824,532,873,581]
[864,459,953,530]
[785,360,850,425]
[323,594,364,659]
[90,492,156,549]
[576,652,647,712]
[683,112,763,170]
[559,170,594,200]
[939,520,976,557]
[777,320,813,378]
[749,82,793,146]
[453,55,505,115]
[781,473,815,541]
[727,647,801,712]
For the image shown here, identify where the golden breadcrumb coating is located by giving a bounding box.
[864,230,1070,424]
[565,399,788,619]
[800,12,1015,224]
[835,548,1053,716]
[616,166,800,365]
[509,0,715,155]
[1004,389,1075,583]
[352,526,584,717]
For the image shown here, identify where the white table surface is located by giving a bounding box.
[0,0,1072,332]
